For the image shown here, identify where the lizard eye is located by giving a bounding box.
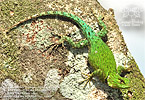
[119,79,125,84]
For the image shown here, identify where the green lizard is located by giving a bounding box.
[4,11,130,89]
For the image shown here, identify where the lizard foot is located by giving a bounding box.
[79,72,96,88]
[42,33,66,55]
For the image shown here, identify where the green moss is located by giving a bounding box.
[121,59,145,100]
[0,0,43,30]
[0,0,46,84]
[0,32,20,82]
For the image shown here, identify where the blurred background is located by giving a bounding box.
[98,0,145,77]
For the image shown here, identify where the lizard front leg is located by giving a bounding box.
[117,65,131,75]
[80,69,104,88]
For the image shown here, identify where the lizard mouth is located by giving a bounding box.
[107,74,130,89]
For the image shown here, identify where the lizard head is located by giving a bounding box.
[107,73,130,89]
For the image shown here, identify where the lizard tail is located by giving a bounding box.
[5,11,97,39]
[6,11,87,34]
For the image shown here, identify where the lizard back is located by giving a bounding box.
[88,36,117,80]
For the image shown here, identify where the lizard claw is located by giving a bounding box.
[79,72,95,88]
[50,32,62,38]
[50,32,65,46]
[42,33,65,55]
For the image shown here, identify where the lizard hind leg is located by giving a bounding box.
[51,33,89,49]
[43,32,89,55]
[42,32,65,55]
